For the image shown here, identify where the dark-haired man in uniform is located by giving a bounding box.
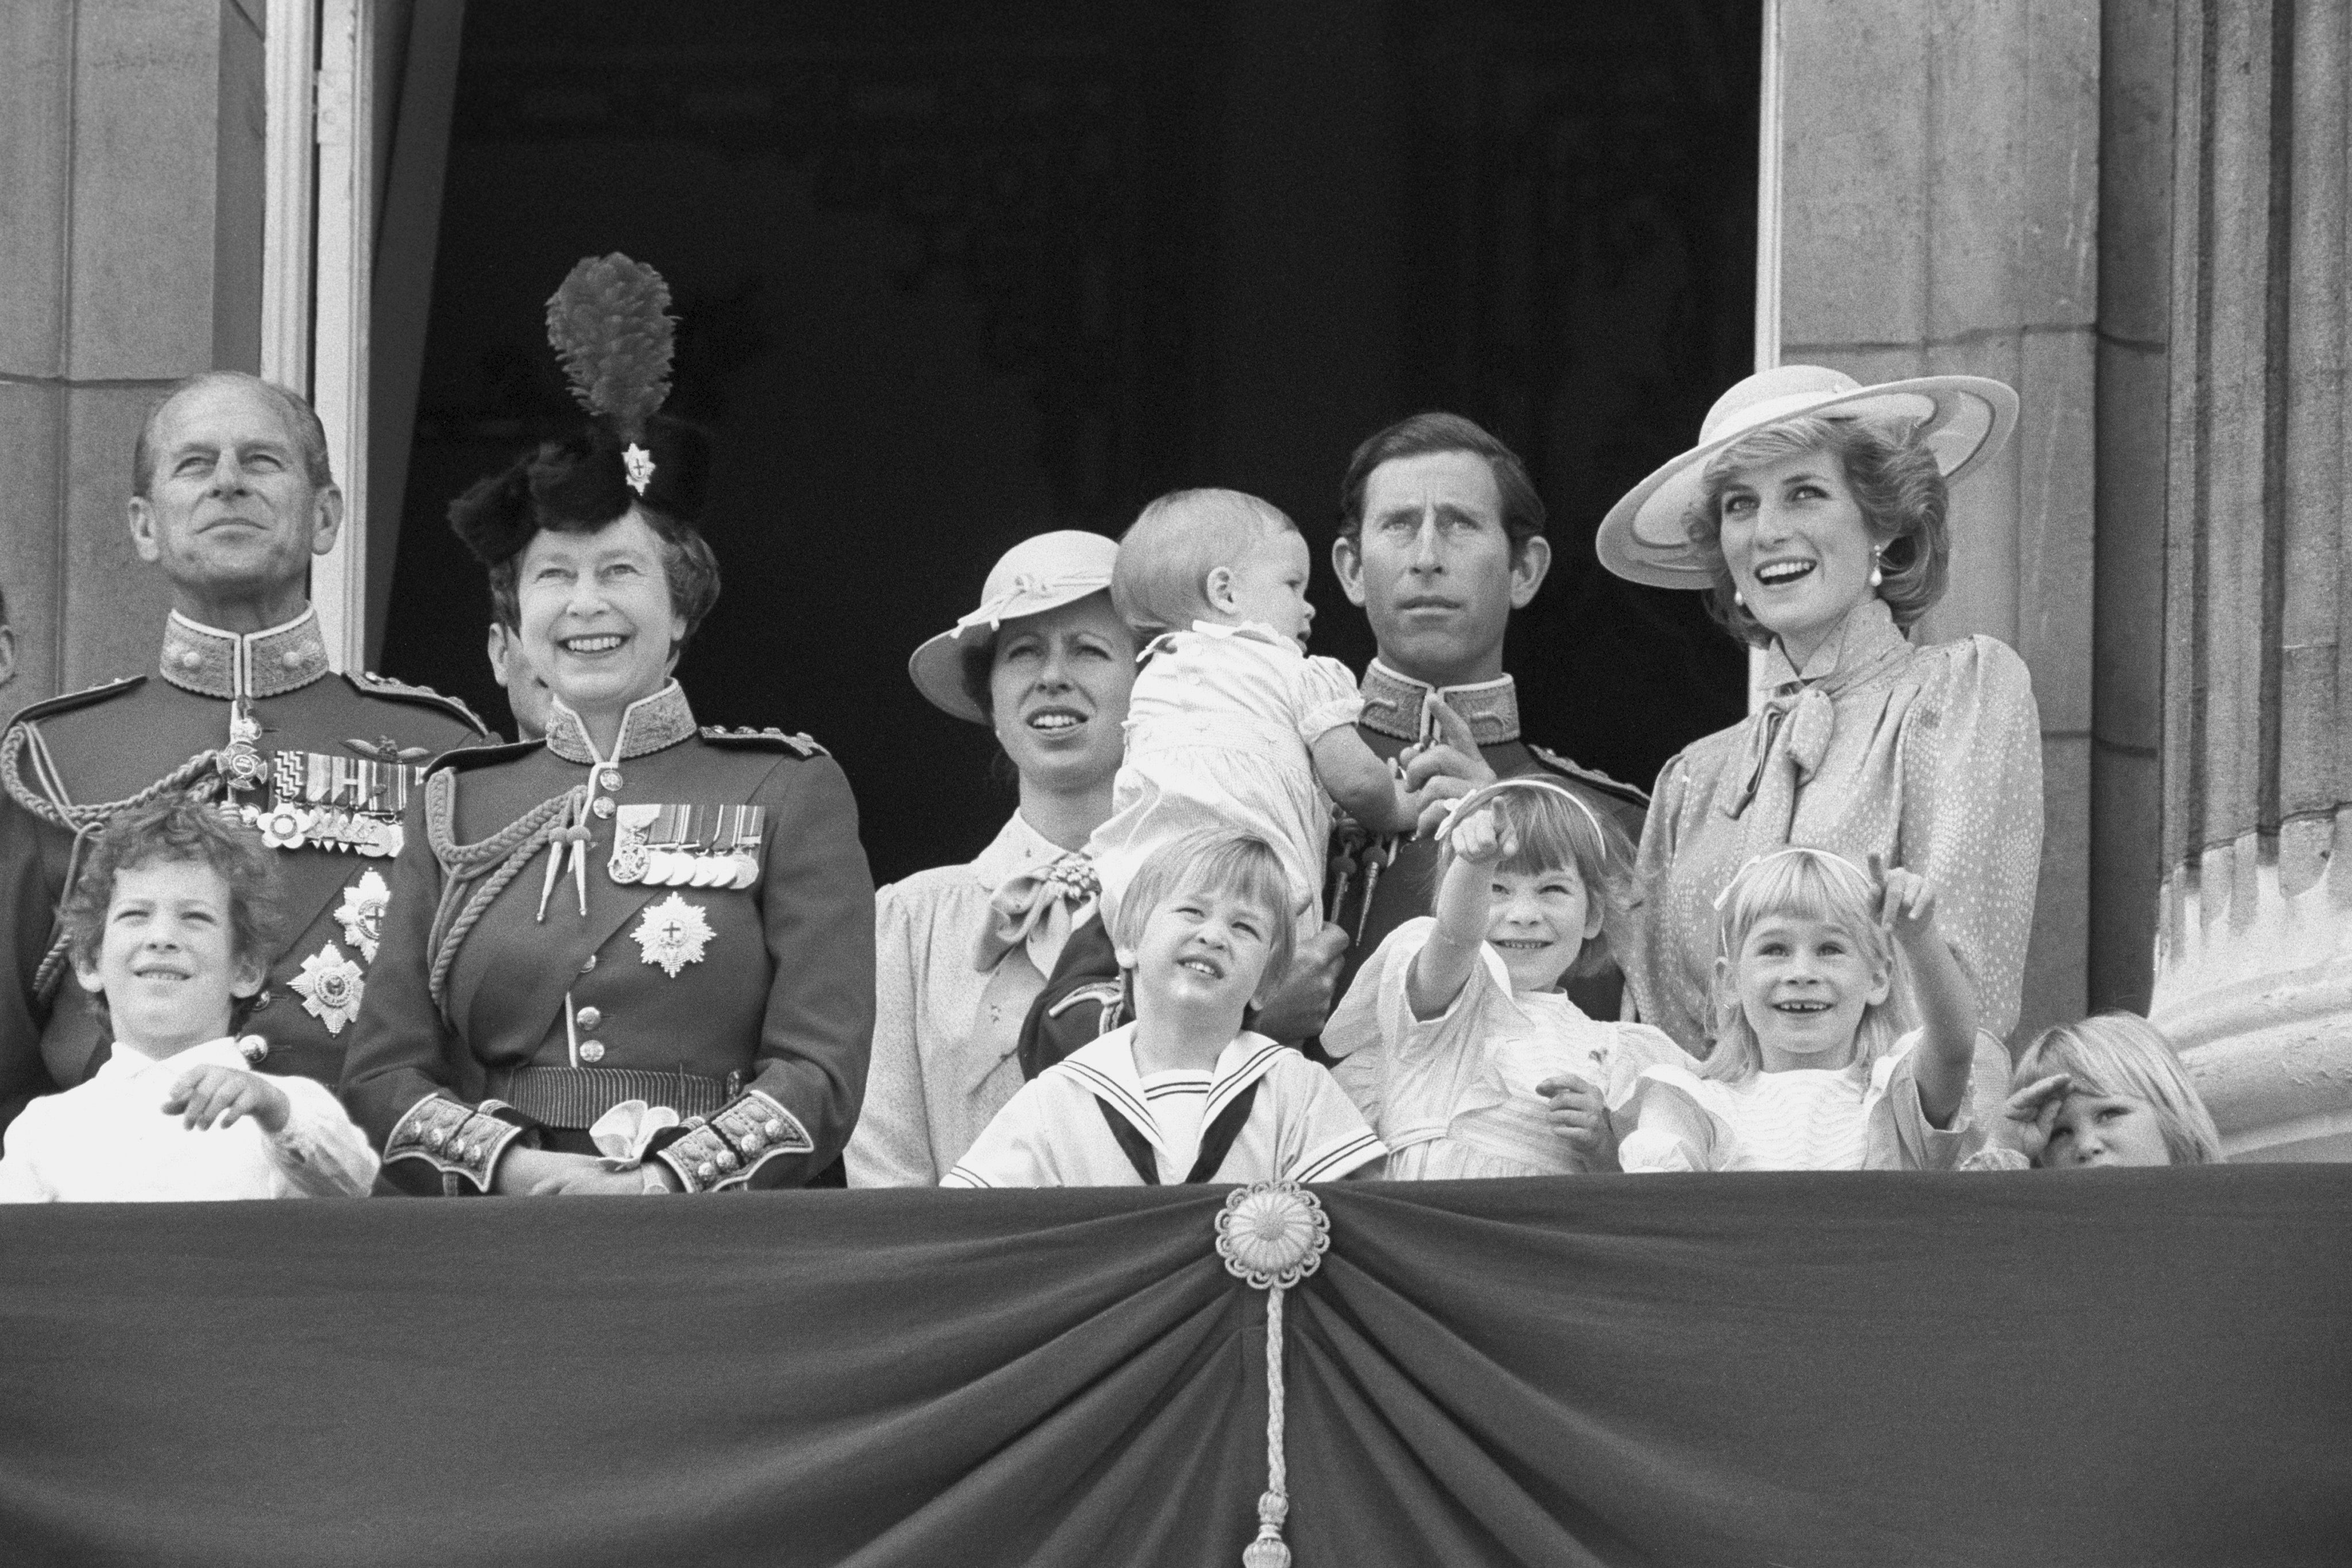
[1321,411,1649,1023]
[0,371,486,1126]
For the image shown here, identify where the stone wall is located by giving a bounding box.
[0,0,266,704]
[2152,0,2352,1160]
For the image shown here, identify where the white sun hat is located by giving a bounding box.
[909,530,1120,723]
[1595,364,2019,589]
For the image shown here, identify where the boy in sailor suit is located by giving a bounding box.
[947,832,1384,1188]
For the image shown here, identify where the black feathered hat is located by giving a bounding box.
[450,254,713,568]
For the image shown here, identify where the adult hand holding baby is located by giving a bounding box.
[1250,923,1350,1044]
[1401,696,1498,837]
[162,1064,291,1135]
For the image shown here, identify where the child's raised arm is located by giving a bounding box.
[1871,853,1980,1129]
[1404,806,1512,1021]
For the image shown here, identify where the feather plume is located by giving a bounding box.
[545,254,675,440]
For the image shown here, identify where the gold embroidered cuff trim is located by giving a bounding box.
[653,1089,814,1193]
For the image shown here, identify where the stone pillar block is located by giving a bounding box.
[0,2,266,708]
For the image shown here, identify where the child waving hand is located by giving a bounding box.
[1619,847,1983,1172]
[1323,779,1685,1176]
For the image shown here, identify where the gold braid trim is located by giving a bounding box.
[421,769,585,1021]
[1,720,227,1001]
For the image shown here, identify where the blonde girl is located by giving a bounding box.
[1619,846,1982,1171]
[1970,1013,2223,1169]
[1322,778,1684,1176]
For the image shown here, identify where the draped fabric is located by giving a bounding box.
[1,1171,2345,1566]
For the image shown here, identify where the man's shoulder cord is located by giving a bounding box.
[1,720,227,1001]
[420,770,585,1021]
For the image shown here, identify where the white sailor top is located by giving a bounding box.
[943,1025,1387,1188]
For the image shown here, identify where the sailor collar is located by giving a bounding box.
[1357,658,1520,745]
[1055,1024,1288,1157]
[544,682,697,764]
[159,607,331,700]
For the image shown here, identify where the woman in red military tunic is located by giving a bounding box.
[340,257,874,1194]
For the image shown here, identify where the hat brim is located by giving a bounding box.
[1594,375,2020,589]
[908,586,1115,725]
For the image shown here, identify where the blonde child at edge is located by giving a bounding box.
[1085,489,1455,953]
[1618,847,1982,1172]
[946,833,1387,1187]
[0,795,377,1201]
[1963,1013,2224,1170]
[1323,778,1686,1176]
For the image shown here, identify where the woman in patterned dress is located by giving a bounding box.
[1595,365,2043,1075]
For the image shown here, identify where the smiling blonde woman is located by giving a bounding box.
[1596,365,2044,1065]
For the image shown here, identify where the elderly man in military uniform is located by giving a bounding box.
[0,371,486,1124]
[1321,411,1648,1023]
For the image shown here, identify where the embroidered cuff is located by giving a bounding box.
[653,1089,814,1193]
[383,1094,526,1195]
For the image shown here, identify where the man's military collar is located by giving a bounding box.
[544,682,697,764]
[1357,659,1519,746]
[160,607,332,700]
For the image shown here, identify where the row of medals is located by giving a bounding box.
[606,799,764,889]
[224,720,413,858]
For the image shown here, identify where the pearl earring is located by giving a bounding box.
[1868,551,1885,589]
[1732,589,1744,607]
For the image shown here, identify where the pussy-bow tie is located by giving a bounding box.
[1726,682,1836,823]
[974,853,1101,976]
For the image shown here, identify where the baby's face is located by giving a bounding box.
[1222,526,1315,646]
[77,860,260,1052]
[2041,1091,2172,1168]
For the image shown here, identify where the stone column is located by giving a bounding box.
[1774,0,2103,1042]
[2153,0,2352,1160]
[0,1,266,704]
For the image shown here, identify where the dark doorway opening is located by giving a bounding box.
[385,0,1758,885]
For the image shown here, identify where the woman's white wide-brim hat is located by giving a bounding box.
[910,529,1120,724]
[1595,364,2020,589]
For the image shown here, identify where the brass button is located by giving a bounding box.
[740,1130,763,1152]
[579,1040,606,1063]
[715,1151,738,1172]
[579,955,597,973]
[179,649,203,669]
[280,649,304,668]
[598,767,623,791]
[575,1006,601,1030]
[591,796,615,819]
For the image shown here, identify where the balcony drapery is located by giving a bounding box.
[1,1171,2345,1565]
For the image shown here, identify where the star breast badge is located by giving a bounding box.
[335,869,391,963]
[632,893,713,978]
[290,941,365,1035]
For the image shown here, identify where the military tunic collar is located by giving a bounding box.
[544,682,697,764]
[1356,659,1520,746]
[159,607,331,700]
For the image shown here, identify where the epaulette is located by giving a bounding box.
[2,674,145,734]
[700,725,827,758]
[426,736,543,776]
[1527,744,1650,809]
[344,671,490,735]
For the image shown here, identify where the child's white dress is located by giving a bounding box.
[1617,1031,1976,1172]
[0,1035,379,1200]
[1086,621,1364,939]
[1323,917,1688,1178]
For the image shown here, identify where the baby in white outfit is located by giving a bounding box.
[1086,489,1448,951]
